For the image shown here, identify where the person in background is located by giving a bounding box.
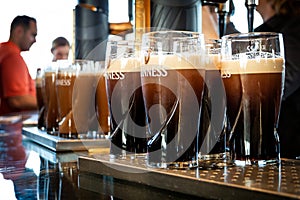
[255,0,300,159]
[51,36,70,61]
[0,15,38,115]
[223,0,239,35]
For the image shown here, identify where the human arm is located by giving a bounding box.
[6,95,37,111]
[1,53,38,112]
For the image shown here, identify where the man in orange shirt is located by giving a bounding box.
[0,15,38,115]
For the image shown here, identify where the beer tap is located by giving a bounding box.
[215,0,231,38]
[245,0,258,32]
[202,0,231,38]
[202,0,227,4]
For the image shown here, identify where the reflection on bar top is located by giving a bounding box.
[0,115,22,125]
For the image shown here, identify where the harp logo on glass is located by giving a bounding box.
[221,70,231,78]
[247,40,260,52]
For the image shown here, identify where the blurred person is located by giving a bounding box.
[255,0,300,159]
[51,36,70,61]
[0,15,38,115]
[223,0,239,35]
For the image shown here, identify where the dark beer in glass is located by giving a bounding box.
[221,32,285,165]
[105,40,147,157]
[141,31,205,169]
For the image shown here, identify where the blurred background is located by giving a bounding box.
[0,0,262,78]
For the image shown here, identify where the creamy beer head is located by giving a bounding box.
[205,54,221,71]
[221,57,284,75]
[107,57,141,73]
[204,39,221,71]
[143,54,204,70]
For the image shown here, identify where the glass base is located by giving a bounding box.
[78,131,108,139]
[147,160,198,169]
[109,152,148,160]
[198,152,233,169]
[47,129,58,136]
[59,132,78,139]
[234,157,281,167]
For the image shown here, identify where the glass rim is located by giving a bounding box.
[142,30,204,40]
[107,39,141,47]
[73,59,94,63]
[221,32,283,41]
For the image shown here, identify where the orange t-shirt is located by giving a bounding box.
[0,41,36,115]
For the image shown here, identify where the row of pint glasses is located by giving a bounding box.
[107,30,285,169]
[37,60,109,139]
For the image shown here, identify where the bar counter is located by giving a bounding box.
[1,125,300,199]
[0,130,204,199]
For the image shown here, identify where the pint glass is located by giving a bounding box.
[199,40,230,168]
[56,60,78,138]
[72,60,100,138]
[43,63,59,134]
[36,68,45,130]
[95,61,110,136]
[35,68,44,110]
[141,31,205,169]
[105,40,147,156]
[221,32,285,165]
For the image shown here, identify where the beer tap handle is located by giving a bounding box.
[216,1,230,38]
[245,0,258,32]
[202,0,227,5]
[201,0,231,38]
